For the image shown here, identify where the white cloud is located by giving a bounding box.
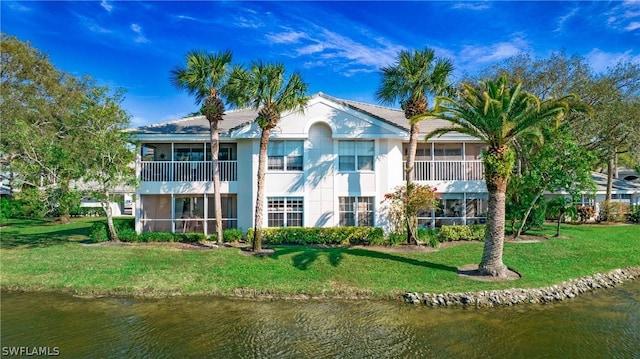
[604,0,640,32]
[625,21,640,31]
[100,0,112,13]
[130,24,149,43]
[76,14,111,34]
[555,7,579,33]
[8,2,30,12]
[451,2,490,11]
[264,25,404,76]
[460,40,526,64]
[266,31,307,44]
[586,48,640,73]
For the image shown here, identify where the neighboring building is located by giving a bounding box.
[130,93,492,235]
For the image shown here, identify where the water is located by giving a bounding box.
[2,281,639,358]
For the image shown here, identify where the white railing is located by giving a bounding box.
[140,161,237,182]
[404,160,484,181]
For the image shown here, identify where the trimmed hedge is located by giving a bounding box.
[438,224,485,242]
[246,227,385,246]
[89,218,211,243]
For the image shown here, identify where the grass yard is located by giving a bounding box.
[1,218,638,299]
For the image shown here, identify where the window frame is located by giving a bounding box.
[339,196,374,227]
[267,140,304,171]
[338,140,374,172]
[267,196,304,227]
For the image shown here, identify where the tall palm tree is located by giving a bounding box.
[170,50,232,244]
[225,62,308,252]
[425,76,574,277]
[375,47,454,244]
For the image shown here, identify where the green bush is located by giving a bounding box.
[246,227,384,246]
[386,232,405,246]
[223,228,244,243]
[627,205,640,223]
[175,232,206,243]
[418,228,440,247]
[89,222,109,243]
[138,232,175,242]
[438,225,485,242]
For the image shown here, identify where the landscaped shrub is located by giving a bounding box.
[223,228,244,243]
[175,232,206,243]
[438,225,485,242]
[89,222,109,243]
[138,231,175,242]
[386,232,405,246]
[576,206,595,222]
[418,228,440,247]
[246,227,384,246]
[599,201,629,222]
[626,205,640,223]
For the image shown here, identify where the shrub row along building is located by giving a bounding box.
[130,93,639,234]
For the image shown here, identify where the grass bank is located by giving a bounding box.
[1,218,638,299]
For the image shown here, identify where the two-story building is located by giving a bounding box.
[131,93,489,235]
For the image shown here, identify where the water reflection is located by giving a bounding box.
[2,281,639,358]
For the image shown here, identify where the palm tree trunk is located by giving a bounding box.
[253,127,271,252]
[210,120,223,244]
[405,122,419,244]
[479,178,508,277]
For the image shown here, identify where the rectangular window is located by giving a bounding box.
[339,196,374,226]
[267,197,303,227]
[268,140,303,171]
[338,141,374,171]
[434,144,462,160]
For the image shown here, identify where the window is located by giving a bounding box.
[338,141,374,171]
[267,197,303,227]
[268,140,303,171]
[174,144,205,162]
[339,197,374,226]
[434,144,462,160]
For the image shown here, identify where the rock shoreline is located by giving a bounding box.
[402,266,640,307]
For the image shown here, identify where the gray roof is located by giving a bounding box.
[591,171,640,193]
[132,92,455,137]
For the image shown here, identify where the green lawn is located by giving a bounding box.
[1,218,638,299]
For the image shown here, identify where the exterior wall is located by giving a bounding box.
[134,96,499,234]
[236,139,255,232]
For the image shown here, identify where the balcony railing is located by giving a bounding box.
[403,160,484,181]
[140,161,237,182]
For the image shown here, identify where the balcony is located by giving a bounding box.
[140,161,238,182]
[403,160,484,181]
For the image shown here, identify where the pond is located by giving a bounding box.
[2,281,639,358]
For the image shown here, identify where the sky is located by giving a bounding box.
[2,1,639,127]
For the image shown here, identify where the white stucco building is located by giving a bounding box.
[131,93,491,235]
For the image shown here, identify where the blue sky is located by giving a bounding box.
[2,1,639,127]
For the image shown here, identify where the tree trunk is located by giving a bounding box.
[253,127,271,252]
[405,122,419,244]
[514,191,543,239]
[555,211,563,237]
[103,191,119,242]
[602,154,615,222]
[210,120,223,244]
[479,178,508,277]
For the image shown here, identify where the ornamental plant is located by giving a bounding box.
[383,183,439,245]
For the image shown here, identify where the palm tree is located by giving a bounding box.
[375,47,454,244]
[425,76,574,277]
[170,50,232,244]
[225,62,308,252]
